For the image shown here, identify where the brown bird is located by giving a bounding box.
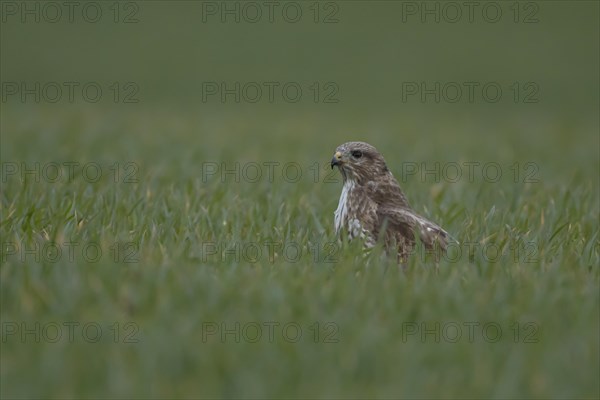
[331,141,451,261]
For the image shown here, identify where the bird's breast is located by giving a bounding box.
[334,181,354,233]
[333,181,376,246]
[335,180,364,237]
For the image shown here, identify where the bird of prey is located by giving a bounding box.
[331,141,451,261]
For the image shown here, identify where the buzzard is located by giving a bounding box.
[331,141,451,261]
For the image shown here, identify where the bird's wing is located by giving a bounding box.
[376,206,450,251]
[347,186,380,245]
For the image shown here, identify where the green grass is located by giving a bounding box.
[1,104,598,399]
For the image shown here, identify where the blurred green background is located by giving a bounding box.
[1,1,599,399]
[1,1,598,179]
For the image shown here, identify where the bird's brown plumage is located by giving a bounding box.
[331,141,451,261]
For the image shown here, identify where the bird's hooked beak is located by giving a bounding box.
[331,151,342,169]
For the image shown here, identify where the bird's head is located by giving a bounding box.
[331,141,390,184]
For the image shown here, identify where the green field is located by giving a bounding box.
[1,1,599,398]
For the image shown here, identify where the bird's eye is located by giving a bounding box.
[351,150,363,159]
